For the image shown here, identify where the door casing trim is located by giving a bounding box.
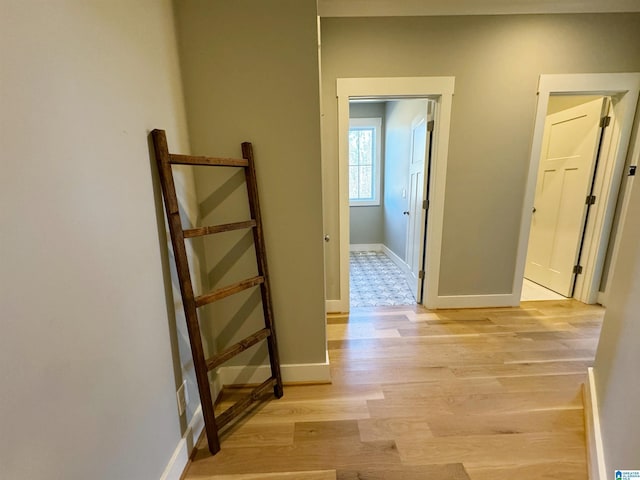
[329,76,455,312]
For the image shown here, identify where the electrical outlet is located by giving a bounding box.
[177,381,187,416]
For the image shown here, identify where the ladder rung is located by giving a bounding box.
[216,377,277,429]
[195,276,264,307]
[169,153,248,167]
[183,220,256,239]
[206,328,271,371]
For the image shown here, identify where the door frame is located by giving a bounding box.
[332,76,455,312]
[514,73,640,304]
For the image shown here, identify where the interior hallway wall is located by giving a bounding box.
[173,0,326,368]
[0,1,199,478]
[383,99,428,261]
[594,153,640,469]
[320,13,640,298]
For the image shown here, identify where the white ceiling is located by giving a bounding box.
[318,0,640,17]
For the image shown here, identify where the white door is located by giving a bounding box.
[406,111,429,300]
[525,97,606,296]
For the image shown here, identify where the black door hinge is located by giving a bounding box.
[600,116,611,128]
[573,265,583,275]
[423,199,430,210]
[629,165,637,177]
[586,195,597,205]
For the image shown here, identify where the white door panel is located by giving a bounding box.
[406,112,428,300]
[525,97,605,296]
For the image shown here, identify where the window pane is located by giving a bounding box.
[348,122,379,203]
[348,130,359,166]
[359,129,373,166]
[359,165,372,199]
[349,165,359,199]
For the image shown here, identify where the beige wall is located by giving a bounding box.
[547,95,603,115]
[173,0,326,366]
[0,0,199,478]
[594,162,640,469]
[321,13,640,298]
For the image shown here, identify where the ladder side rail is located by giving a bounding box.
[241,142,284,398]
[151,129,221,454]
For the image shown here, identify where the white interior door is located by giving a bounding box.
[406,112,428,299]
[525,97,606,296]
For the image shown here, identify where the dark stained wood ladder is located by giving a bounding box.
[151,129,283,455]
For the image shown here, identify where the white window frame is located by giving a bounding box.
[348,117,382,206]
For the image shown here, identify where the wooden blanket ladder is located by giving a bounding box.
[151,129,283,455]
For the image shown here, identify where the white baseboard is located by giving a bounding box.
[381,245,411,277]
[326,298,348,313]
[434,293,518,309]
[584,367,607,480]
[217,351,331,385]
[349,243,383,252]
[159,404,204,480]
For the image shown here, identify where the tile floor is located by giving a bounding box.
[350,251,416,307]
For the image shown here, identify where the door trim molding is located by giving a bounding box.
[331,76,455,312]
[513,73,640,304]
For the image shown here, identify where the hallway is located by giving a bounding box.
[185,300,602,479]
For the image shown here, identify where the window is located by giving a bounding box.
[349,117,382,206]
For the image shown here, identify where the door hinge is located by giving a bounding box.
[573,265,583,275]
[585,195,597,205]
[600,116,611,128]
[423,199,430,210]
[427,120,435,132]
[629,165,637,177]
[418,270,425,279]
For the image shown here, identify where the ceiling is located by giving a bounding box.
[317,0,640,17]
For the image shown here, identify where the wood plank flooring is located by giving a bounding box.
[184,300,602,480]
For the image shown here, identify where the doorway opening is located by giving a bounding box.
[348,98,436,307]
[329,76,455,313]
[515,73,640,305]
[522,95,610,301]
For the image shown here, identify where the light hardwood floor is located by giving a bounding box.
[184,300,603,480]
